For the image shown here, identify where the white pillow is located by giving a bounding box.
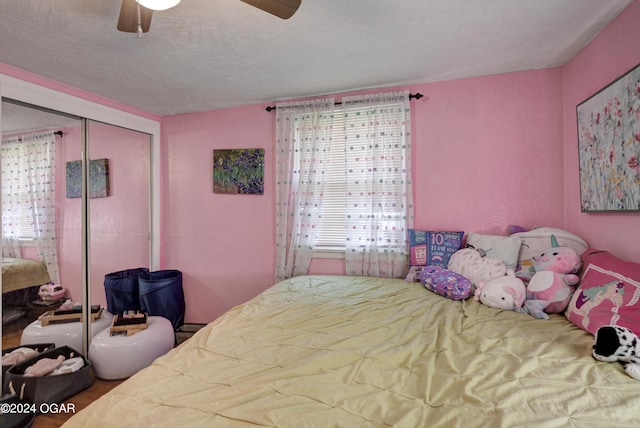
[509,227,588,276]
[466,232,522,271]
[509,227,588,264]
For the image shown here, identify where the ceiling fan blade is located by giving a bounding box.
[238,0,301,19]
[117,0,153,33]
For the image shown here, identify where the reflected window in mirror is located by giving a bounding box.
[1,131,60,283]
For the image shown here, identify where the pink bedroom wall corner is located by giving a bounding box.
[562,0,640,263]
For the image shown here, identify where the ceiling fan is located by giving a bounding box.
[117,0,301,34]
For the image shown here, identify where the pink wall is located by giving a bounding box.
[411,69,565,233]
[562,0,640,263]
[161,107,276,322]
[57,125,83,298]
[163,68,566,322]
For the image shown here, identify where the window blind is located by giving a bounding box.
[314,106,346,249]
[2,141,36,240]
[314,100,407,250]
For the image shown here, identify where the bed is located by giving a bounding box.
[2,257,50,295]
[2,257,51,325]
[63,274,639,427]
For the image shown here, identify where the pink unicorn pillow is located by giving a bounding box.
[566,250,640,336]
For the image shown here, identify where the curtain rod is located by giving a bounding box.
[9,130,63,142]
[265,92,423,112]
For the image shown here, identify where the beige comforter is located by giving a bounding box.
[2,257,50,293]
[64,275,640,427]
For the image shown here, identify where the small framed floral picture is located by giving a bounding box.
[576,63,640,212]
[66,158,110,198]
[213,148,264,195]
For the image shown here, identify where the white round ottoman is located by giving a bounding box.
[20,310,113,351]
[89,316,174,380]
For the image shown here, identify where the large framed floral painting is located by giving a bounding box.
[577,63,640,212]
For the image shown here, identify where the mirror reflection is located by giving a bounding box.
[1,99,151,352]
[2,100,80,343]
[88,119,151,310]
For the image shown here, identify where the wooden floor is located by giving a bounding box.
[3,320,123,427]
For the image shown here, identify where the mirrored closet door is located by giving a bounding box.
[1,99,82,343]
[1,96,154,355]
[87,119,151,317]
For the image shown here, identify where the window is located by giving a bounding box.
[274,92,412,279]
[1,139,49,240]
[313,99,409,252]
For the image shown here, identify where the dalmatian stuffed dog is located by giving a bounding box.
[592,325,640,380]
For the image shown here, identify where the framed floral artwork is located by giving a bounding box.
[576,63,640,212]
[66,158,110,198]
[213,148,264,194]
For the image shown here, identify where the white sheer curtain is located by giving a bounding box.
[342,91,414,278]
[275,99,335,281]
[1,131,60,282]
[1,136,24,258]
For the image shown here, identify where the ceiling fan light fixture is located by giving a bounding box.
[137,0,181,11]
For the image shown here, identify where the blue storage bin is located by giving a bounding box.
[103,267,149,314]
[138,270,185,330]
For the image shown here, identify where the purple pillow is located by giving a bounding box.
[419,265,472,300]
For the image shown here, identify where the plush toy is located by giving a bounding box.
[592,325,640,381]
[474,270,526,311]
[518,235,582,320]
[447,248,506,288]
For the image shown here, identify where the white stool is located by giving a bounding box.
[89,316,174,380]
[20,310,113,352]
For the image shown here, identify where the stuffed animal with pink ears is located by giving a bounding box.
[518,235,582,319]
[474,270,526,311]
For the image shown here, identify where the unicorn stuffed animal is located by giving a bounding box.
[518,235,582,319]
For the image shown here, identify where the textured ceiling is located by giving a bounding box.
[0,0,633,124]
